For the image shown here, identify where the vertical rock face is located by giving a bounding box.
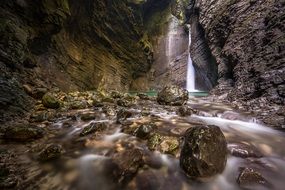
[194,0,285,127]
[189,8,218,91]
[0,0,153,121]
[147,0,219,91]
[144,0,189,90]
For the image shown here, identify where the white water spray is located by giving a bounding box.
[186,30,196,92]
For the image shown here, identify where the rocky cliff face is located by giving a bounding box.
[192,0,285,128]
[0,0,153,121]
[146,0,217,91]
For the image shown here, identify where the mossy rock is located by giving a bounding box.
[147,133,163,151]
[147,132,179,155]
[42,93,60,109]
[4,124,44,142]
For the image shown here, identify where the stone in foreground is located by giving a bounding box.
[237,168,271,189]
[111,148,144,186]
[180,125,227,178]
[157,85,188,106]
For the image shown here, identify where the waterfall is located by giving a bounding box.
[186,30,196,92]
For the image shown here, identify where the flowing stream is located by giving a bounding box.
[4,97,285,190]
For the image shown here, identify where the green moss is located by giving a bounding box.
[147,133,163,150]
[42,93,61,109]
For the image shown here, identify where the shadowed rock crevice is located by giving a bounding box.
[188,7,218,91]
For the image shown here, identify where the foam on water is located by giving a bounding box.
[103,128,127,142]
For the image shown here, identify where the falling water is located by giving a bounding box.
[186,30,196,92]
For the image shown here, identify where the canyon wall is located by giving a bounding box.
[0,0,153,121]
[194,0,285,128]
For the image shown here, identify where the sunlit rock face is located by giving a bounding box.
[0,0,153,121]
[194,0,285,127]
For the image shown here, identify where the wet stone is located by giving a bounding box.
[111,148,144,185]
[228,143,262,158]
[38,144,63,162]
[180,125,227,178]
[160,137,180,155]
[132,170,163,190]
[80,122,107,136]
[80,112,96,121]
[92,98,104,107]
[116,109,133,123]
[111,91,124,99]
[42,93,61,109]
[137,93,149,100]
[117,99,131,107]
[69,100,88,109]
[4,124,44,142]
[157,85,188,106]
[177,105,196,116]
[147,133,163,151]
[102,105,116,116]
[30,110,57,122]
[62,121,73,128]
[237,168,271,189]
[135,124,154,139]
[147,133,179,156]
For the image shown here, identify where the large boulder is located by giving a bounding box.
[157,85,188,106]
[180,125,227,178]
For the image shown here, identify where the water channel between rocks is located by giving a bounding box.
[2,96,285,190]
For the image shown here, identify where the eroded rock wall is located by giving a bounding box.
[194,0,285,128]
[0,0,152,121]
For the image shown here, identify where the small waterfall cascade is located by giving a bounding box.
[186,30,196,92]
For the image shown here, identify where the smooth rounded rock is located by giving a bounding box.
[157,85,188,106]
[42,93,60,109]
[180,125,227,178]
[135,124,154,139]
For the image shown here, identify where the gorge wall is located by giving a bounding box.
[1,0,284,128]
[193,0,285,128]
[147,0,218,91]
[0,0,153,121]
